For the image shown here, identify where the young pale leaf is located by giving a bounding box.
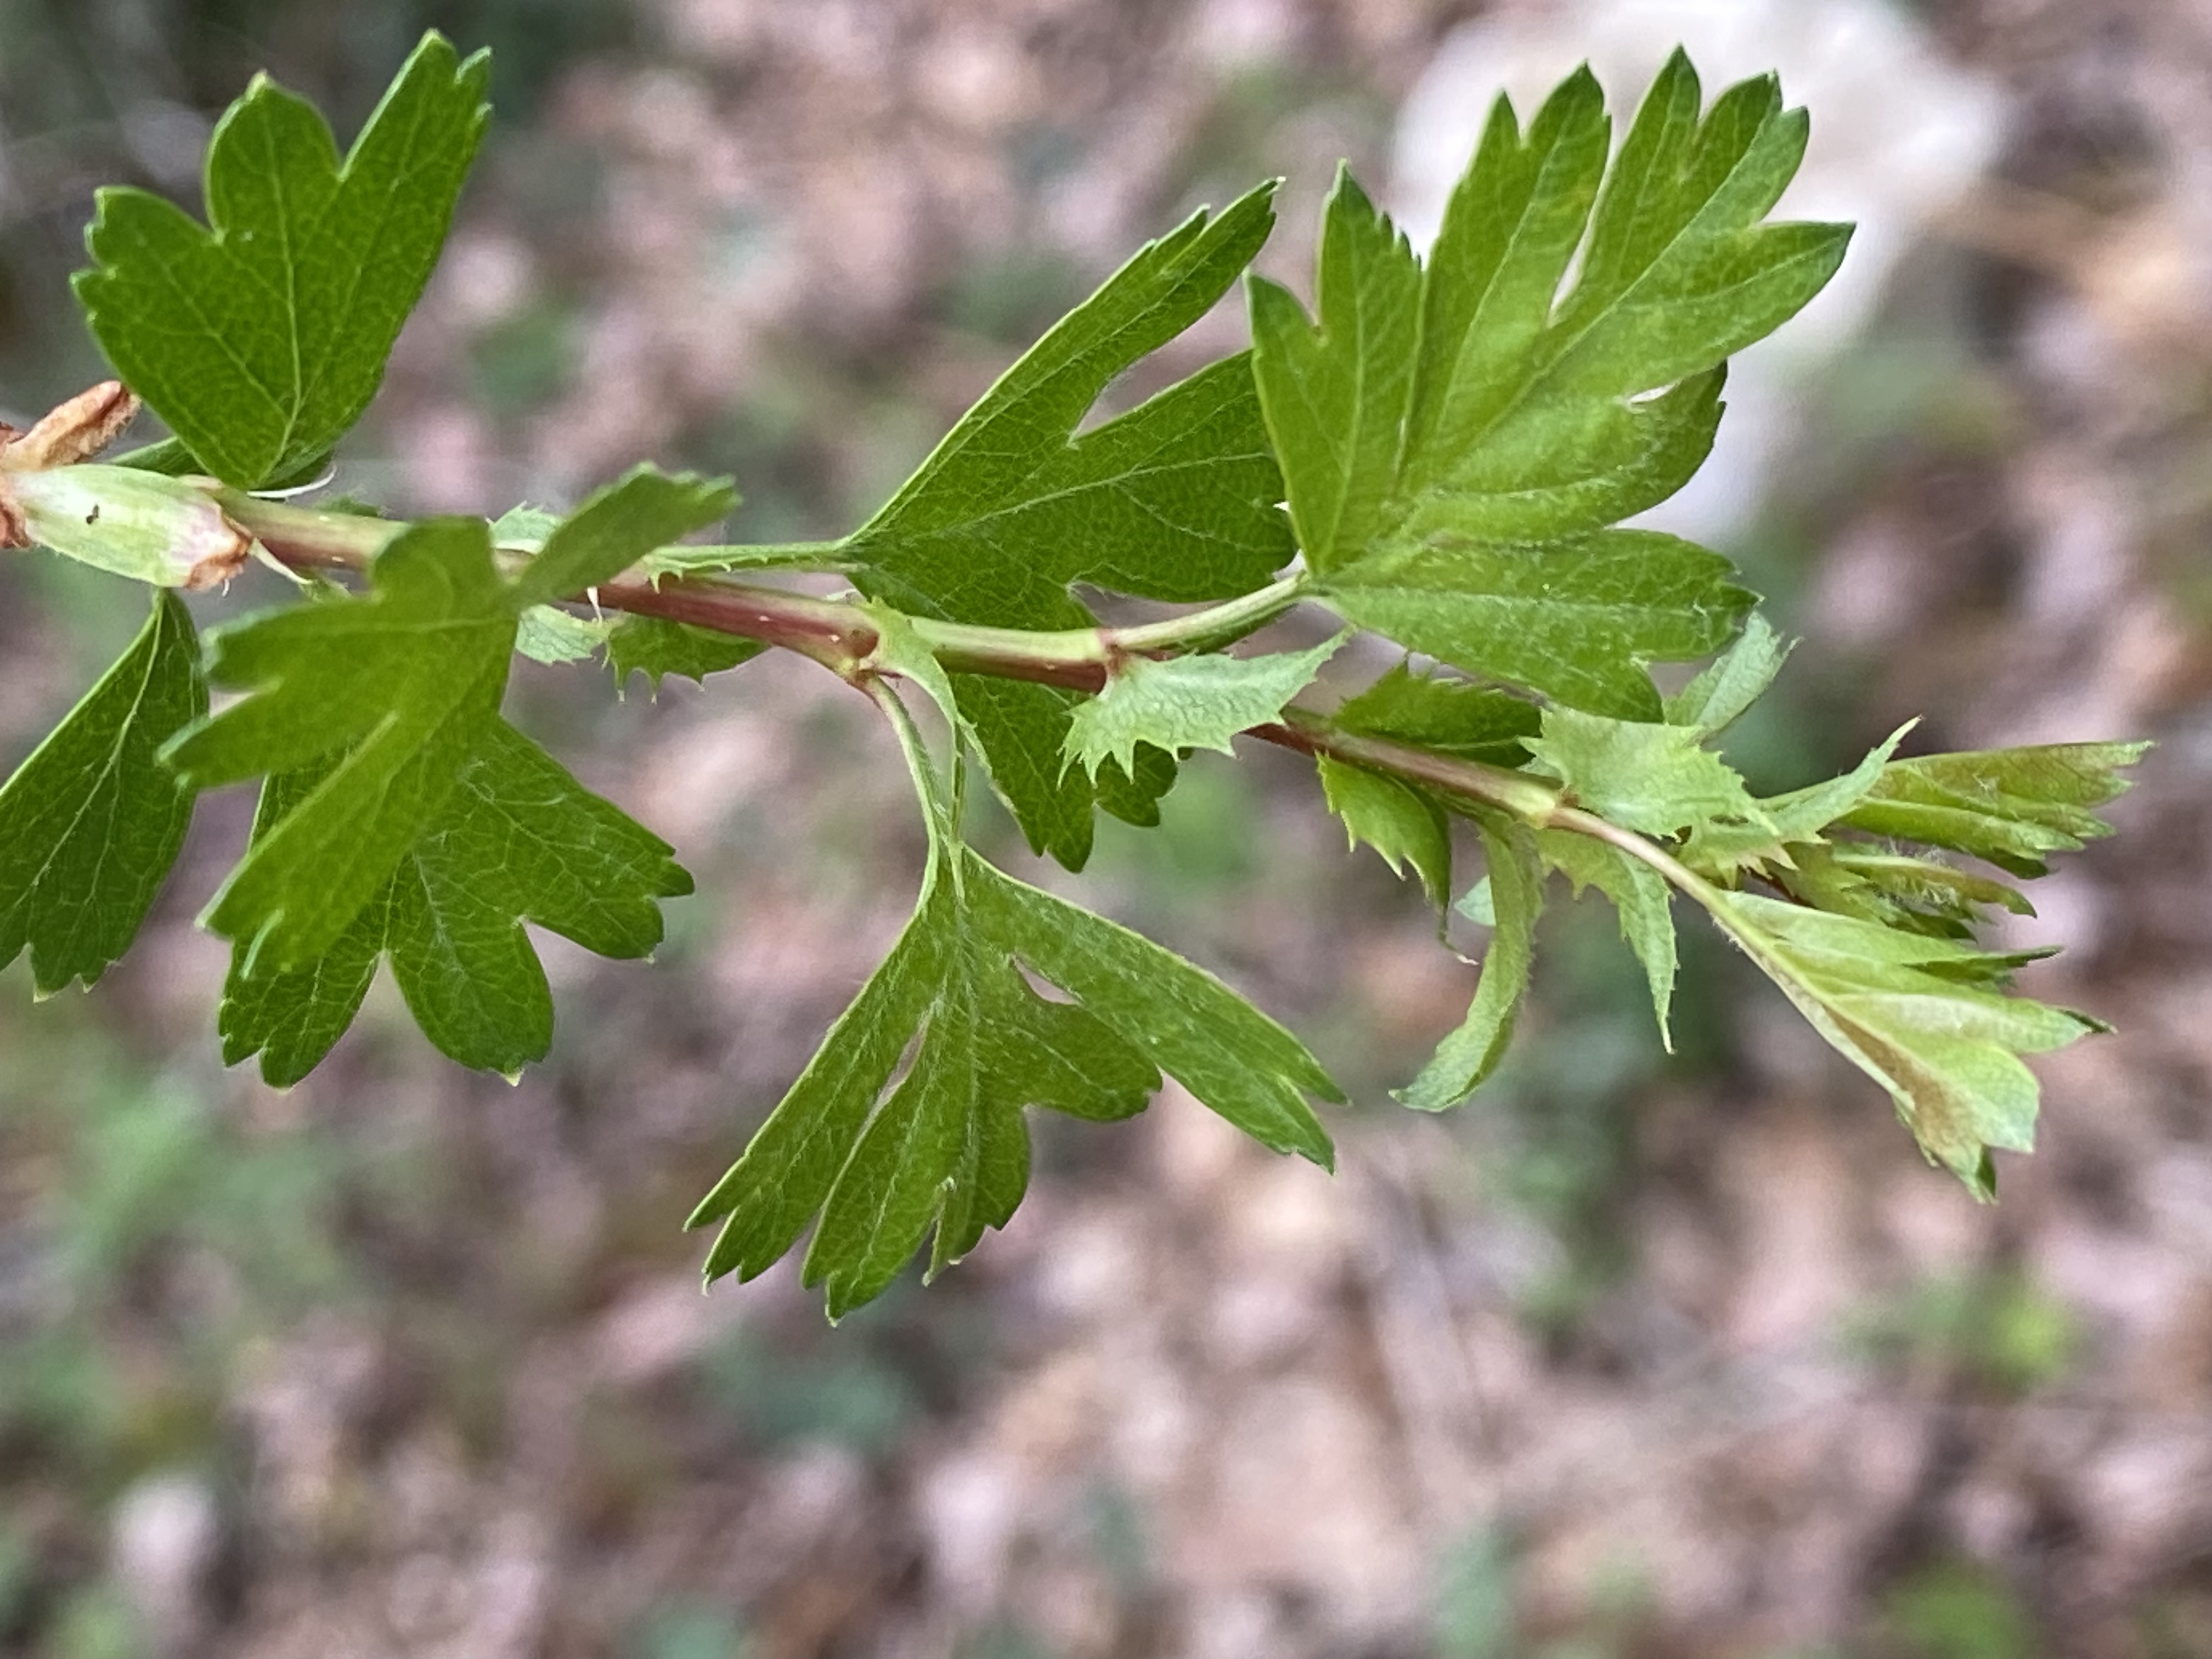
[1826,849,2032,924]
[605,616,764,692]
[1064,634,1342,781]
[1331,663,1538,764]
[489,504,561,548]
[1665,613,1791,734]
[844,185,1293,866]
[507,466,735,607]
[1682,723,1911,882]
[1765,844,2029,938]
[1526,703,1771,839]
[516,607,614,665]
[1537,830,1677,1048]
[1400,808,1543,1110]
[1254,55,1844,716]
[1457,877,1496,926]
[0,594,204,995]
[1319,757,1452,906]
[1707,891,2100,1196]
[690,844,1339,1317]
[165,518,516,969]
[74,34,490,488]
[222,720,691,1084]
[1839,743,2151,877]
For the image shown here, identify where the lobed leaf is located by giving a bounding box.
[1064,634,1341,781]
[1248,170,1421,574]
[605,616,764,692]
[1526,702,1771,839]
[1708,891,2100,1196]
[1538,830,1678,1048]
[1331,662,1538,764]
[165,518,518,969]
[1323,532,1751,719]
[166,468,725,974]
[221,719,691,1084]
[843,185,1294,867]
[75,34,491,487]
[1319,757,1452,906]
[690,828,1339,1316]
[1400,807,1543,1110]
[0,594,205,995]
[1253,54,1846,716]
[1681,723,1911,883]
[1839,743,2151,878]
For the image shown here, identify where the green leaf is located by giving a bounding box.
[74,33,491,487]
[1537,830,1677,1048]
[0,594,205,995]
[967,854,1339,1160]
[1839,743,2151,878]
[690,836,1338,1317]
[516,606,613,665]
[1254,54,1844,715]
[1248,169,1421,574]
[1682,723,1911,883]
[605,616,764,691]
[1318,757,1452,906]
[508,466,735,607]
[1091,742,1181,830]
[1400,808,1542,1110]
[164,518,516,969]
[1457,877,1495,927]
[166,474,717,970]
[1828,849,2032,924]
[1762,843,2030,938]
[1665,613,1790,733]
[1331,662,1538,764]
[222,719,691,1084]
[1064,634,1341,781]
[1526,703,1771,839]
[1707,891,2099,1195]
[843,185,1292,866]
[691,687,1338,1316]
[489,504,562,547]
[1324,532,1753,719]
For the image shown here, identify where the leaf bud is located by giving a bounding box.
[1,464,253,589]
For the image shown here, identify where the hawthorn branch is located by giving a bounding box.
[215,490,1608,847]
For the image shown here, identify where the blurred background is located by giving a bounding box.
[2,0,2210,1654]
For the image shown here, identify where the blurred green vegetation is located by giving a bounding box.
[633,1601,754,1659]
[0,983,358,1489]
[696,1327,918,1459]
[1880,1559,2038,1659]
[1845,1270,2082,1397]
